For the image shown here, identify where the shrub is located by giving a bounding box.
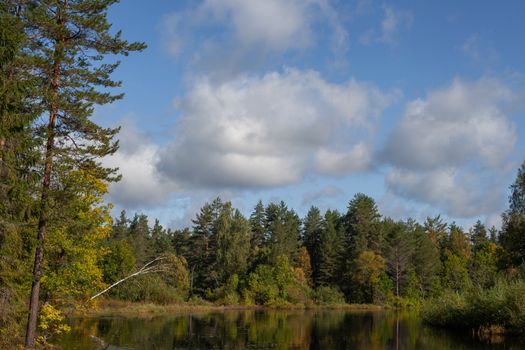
[422,279,525,333]
[314,286,345,305]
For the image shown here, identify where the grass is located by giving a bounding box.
[76,299,386,318]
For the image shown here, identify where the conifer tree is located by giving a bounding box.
[500,161,525,266]
[316,210,343,286]
[384,220,413,297]
[266,202,300,265]
[302,206,322,283]
[250,200,266,248]
[19,1,145,346]
[470,220,488,253]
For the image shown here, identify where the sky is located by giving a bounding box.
[96,0,525,229]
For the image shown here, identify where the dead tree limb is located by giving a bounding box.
[90,257,168,300]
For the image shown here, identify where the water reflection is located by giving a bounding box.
[57,310,522,350]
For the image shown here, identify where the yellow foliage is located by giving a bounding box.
[38,303,71,343]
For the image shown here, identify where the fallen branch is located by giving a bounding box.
[90,256,168,300]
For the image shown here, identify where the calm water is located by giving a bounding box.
[56,310,522,350]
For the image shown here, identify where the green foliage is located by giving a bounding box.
[101,240,136,283]
[345,193,383,256]
[188,198,250,296]
[110,254,190,304]
[499,161,525,266]
[248,264,280,305]
[247,255,309,305]
[313,286,346,305]
[352,250,386,303]
[316,209,344,286]
[266,202,301,265]
[303,206,322,283]
[422,279,525,333]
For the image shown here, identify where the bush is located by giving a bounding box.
[422,279,525,333]
[112,274,186,304]
[314,286,345,305]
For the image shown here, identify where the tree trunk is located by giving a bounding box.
[25,15,63,346]
[24,109,57,349]
[24,94,58,349]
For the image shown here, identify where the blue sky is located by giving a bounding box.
[97,0,525,229]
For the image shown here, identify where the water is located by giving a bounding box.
[56,309,521,349]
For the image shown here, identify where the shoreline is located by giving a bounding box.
[75,299,388,318]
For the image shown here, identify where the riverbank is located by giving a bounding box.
[77,299,387,318]
[421,280,525,335]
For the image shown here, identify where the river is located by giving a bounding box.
[55,309,521,349]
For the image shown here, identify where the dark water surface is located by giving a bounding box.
[56,309,522,349]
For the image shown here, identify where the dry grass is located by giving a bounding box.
[76,299,386,318]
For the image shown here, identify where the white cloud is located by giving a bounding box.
[160,0,349,76]
[385,168,504,218]
[382,78,516,218]
[158,69,394,189]
[103,121,178,209]
[315,143,371,175]
[383,78,515,170]
[202,0,314,51]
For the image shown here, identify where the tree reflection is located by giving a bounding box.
[57,310,523,350]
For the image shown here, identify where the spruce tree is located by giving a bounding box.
[302,206,322,284]
[470,220,488,253]
[316,210,343,286]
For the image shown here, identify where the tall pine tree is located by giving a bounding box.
[19,1,145,346]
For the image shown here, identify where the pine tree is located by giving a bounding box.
[19,1,145,346]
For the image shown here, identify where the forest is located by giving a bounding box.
[1,0,525,348]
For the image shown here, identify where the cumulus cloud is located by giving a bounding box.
[162,0,344,52]
[382,78,515,170]
[386,168,504,218]
[157,69,395,189]
[202,0,314,51]
[103,121,178,209]
[382,78,516,218]
[160,0,349,78]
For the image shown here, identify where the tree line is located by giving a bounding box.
[98,179,523,309]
